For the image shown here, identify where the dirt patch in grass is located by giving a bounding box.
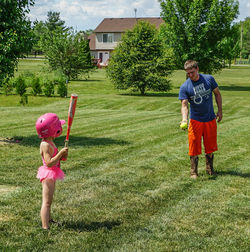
[0,185,17,194]
[0,186,18,222]
[0,214,15,222]
[0,137,22,145]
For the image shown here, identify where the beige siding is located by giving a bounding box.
[95,32,122,50]
[114,33,122,42]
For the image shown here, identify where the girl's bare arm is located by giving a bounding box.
[41,142,68,167]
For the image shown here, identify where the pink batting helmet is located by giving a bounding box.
[35,113,65,138]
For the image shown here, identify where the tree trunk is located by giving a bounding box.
[139,87,145,95]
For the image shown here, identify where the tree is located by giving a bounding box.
[45,11,68,32]
[31,20,46,56]
[159,0,239,73]
[30,12,69,56]
[241,17,250,59]
[79,29,93,38]
[0,0,34,84]
[41,28,93,81]
[219,23,240,67]
[106,21,174,95]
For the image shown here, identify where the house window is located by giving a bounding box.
[103,33,113,43]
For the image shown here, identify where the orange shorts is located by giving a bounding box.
[188,119,217,156]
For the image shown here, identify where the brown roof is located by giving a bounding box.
[88,33,96,50]
[94,17,164,32]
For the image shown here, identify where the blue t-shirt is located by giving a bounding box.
[178,74,218,122]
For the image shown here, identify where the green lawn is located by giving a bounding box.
[0,59,249,251]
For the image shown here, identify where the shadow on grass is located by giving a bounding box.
[197,170,250,181]
[8,135,130,148]
[219,86,250,91]
[62,220,121,232]
[216,171,250,178]
[119,92,179,97]
[0,93,69,98]
[70,79,102,82]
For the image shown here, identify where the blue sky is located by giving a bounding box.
[28,0,250,31]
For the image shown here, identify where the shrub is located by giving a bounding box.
[15,75,27,96]
[22,72,35,89]
[57,78,67,97]
[3,78,14,95]
[31,76,42,96]
[43,79,55,97]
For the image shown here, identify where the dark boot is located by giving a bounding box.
[190,156,199,178]
[205,153,215,175]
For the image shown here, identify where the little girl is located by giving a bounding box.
[35,113,68,230]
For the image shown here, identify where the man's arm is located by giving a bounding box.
[181,99,189,123]
[213,87,222,122]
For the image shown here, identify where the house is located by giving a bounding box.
[89,17,164,66]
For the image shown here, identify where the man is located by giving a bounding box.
[179,60,222,178]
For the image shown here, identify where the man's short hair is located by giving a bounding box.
[184,60,198,70]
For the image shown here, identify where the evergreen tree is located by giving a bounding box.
[241,17,250,59]
[45,11,68,32]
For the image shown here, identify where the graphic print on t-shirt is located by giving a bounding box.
[190,83,211,105]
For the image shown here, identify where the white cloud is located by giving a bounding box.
[28,0,249,31]
[237,0,250,21]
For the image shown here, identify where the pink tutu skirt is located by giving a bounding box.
[37,166,65,182]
